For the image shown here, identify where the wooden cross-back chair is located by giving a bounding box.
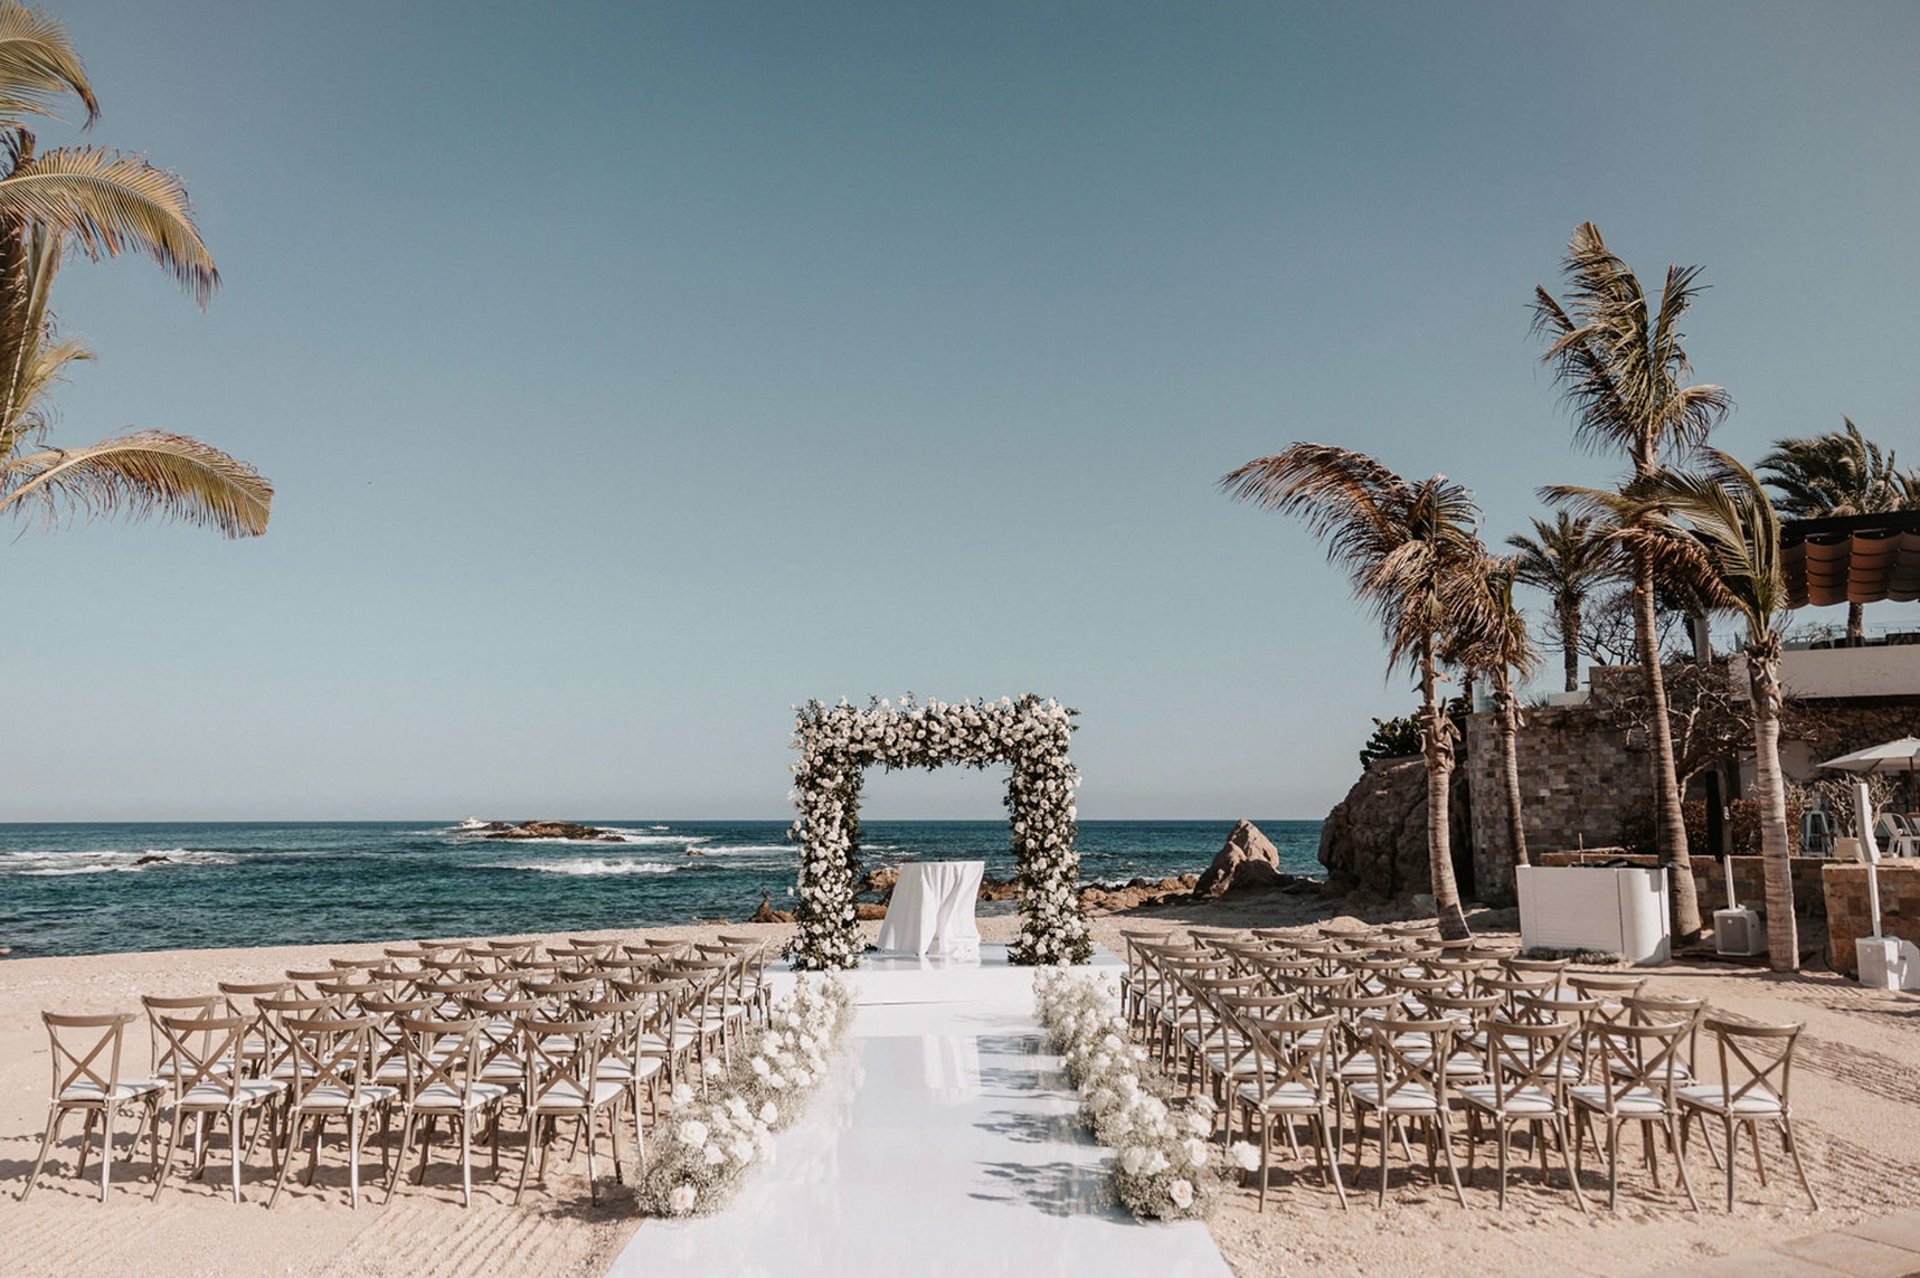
[22,1012,165,1202]
[1350,1018,1468,1207]
[1678,1018,1818,1211]
[515,1018,623,1206]
[152,1012,285,1202]
[385,1016,509,1207]
[1570,1019,1699,1212]
[270,1015,395,1209]
[1458,1019,1587,1212]
[1221,997,1339,1207]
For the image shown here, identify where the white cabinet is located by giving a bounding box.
[1515,865,1671,965]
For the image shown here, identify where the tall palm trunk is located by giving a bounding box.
[1557,598,1581,692]
[1631,544,1702,940]
[1420,644,1471,939]
[1847,600,1865,647]
[1747,635,1798,971]
[1493,671,1529,870]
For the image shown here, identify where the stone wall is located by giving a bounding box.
[1466,664,1920,901]
[1465,677,1654,902]
[1823,862,1920,976]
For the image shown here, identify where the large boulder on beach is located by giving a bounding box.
[1195,820,1282,898]
[1317,756,1470,899]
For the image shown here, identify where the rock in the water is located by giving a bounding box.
[855,903,888,921]
[1195,819,1283,898]
[748,894,794,924]
[1078,874,1199,913]
[483,820,618,842]
[132,854,171,867]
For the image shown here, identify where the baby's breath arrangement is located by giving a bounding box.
[1034,970,1231,1221]
[638,974,853,1217]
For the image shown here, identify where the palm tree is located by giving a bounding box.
[1223,444,1493,939]
[0,4,267,536]
[1534,222,1729,943]
[1445,556,1539,874]
[1758,420,1907,644]
[1574,453,1800,971]
[1506,512,1621,692]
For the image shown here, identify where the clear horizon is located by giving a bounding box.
[9,1,1918,823]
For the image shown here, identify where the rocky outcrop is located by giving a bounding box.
[748,894,794,924]
[1196,820,1282,898]
[979,875,1019,902]
[482,820,624,842]
[1318,756,1472,900]
[1079,874,1199,913]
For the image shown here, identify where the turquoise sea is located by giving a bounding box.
[0,819,1324,959]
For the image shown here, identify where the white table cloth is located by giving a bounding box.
[875,860,984,958]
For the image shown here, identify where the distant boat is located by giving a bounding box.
[455,818,490,831]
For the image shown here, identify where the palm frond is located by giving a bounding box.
[0,3,95,127]
[0,146,216,304]
[1224,444,1487,676]
[1534,222,1727,469]
[0,430,270,536]
[1758,418,1904,518]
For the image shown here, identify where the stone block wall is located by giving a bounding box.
[1466,697,1653,901]
[1823,862,1920,976]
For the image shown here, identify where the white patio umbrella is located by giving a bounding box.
[1820,737,1920,776]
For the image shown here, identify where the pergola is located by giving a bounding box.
[1782,510,1920,609]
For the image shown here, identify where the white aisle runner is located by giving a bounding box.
[606,946,1232,1278]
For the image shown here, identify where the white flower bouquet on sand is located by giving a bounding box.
[638,975,853,1217]
[1034,970,1225,1222]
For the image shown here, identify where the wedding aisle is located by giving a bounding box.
[607,946,1233,1278]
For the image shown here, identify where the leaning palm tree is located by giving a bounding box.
[1567,454,1800,971]
[1507,511,1621,692]
[1223,444,1493,939]
[0,4,266,536]
[1759,420,1907,644]
[1444,556,1539,873]
[1534,222,1729,943]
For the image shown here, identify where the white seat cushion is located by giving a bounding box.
[598,1058,665,1083]
[58,1079,165,1103]
[293,1083,398,1111]
[1235,1081,1326,1112]
[413,1081,509,1109]
[1349,1081,1440,1112]
[178,1079,285,1107]
[529,1080,624,1111]
[1676,1083,1784,1118]
[1570,1084,1669,1118]
[1459,1083,1558,1116]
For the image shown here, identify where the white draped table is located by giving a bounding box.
[874,860,984,958]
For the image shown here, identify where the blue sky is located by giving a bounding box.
[9,1,1919,821]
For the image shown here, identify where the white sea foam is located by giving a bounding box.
[2,848,237,877]
[491,858,680,877]
[688,844,795,855]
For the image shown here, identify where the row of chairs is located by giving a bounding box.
[1120,924,1819,1214]
[20,934,776,1207]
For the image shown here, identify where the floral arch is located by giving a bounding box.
[788,695,1093,970]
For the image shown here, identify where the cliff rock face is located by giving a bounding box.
[1196,819,1284,898]
[1318,756,1472,899]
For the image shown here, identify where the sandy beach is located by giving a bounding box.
[2,897,1912,1277]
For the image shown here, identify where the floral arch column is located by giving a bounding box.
[788,695,1094,970]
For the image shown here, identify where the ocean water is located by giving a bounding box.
[0,819,1324,959]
